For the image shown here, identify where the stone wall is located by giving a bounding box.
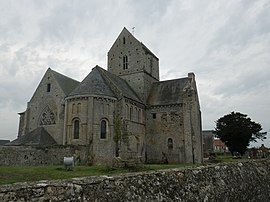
[21,68,67,144]
[146,104,185,163]
[1,160,270,201]
[0,145,89,166]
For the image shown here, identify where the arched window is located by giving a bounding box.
[73,119,80,139]
[168,138,173,150]
[100,119,107,139]
[123,55,128,70]
[123,37,126,44]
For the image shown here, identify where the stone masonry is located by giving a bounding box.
[12,27,203,165]
[1,159,270,201]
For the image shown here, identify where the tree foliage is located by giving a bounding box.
[215,112,266,155]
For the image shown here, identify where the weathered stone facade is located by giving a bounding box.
[1,159,270,201]
[14,27,203,165]
[17,69,79,144]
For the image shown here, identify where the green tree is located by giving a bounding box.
[215,112,266,155]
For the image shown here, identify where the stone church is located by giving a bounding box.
[15,28,203,164]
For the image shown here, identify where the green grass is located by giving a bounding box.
[216,155,234,162]
[0,163,196,185]
[215,155,249,163]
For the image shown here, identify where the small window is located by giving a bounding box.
[100,119,107,139]
[168,138,173,150]
[47,83,51,92]
[130,107,133,120]
[73,120,80,139]
[123,55,128,70]
[152,113,156,119]
[123,37,126,44]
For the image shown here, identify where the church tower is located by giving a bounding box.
[107,27,159,104]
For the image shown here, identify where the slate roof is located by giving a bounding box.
[7,127,57,146]
[96,66,142,103]
[147,78,190,106]
[50,69,80,95]
[68,67,116,97]
[69,66,142,103]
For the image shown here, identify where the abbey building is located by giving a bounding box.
[14,28,203,164]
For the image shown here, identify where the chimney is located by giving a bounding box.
[188,72,195,82]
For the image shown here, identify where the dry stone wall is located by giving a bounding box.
[0,146,89,166]
[1,159,270,201]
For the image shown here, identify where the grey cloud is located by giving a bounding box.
[0,0,269,146]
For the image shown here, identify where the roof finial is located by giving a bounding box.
[132,27,135,35]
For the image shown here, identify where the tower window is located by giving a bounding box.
[152,113,156,119]
[100,119,107,139]
[123,55,128,70]
[47,83,51,92]
[73,119,80,139]
[123,37,126,44]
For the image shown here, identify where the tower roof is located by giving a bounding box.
[109,27,158,60]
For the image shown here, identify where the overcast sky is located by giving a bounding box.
[0,0,269,147]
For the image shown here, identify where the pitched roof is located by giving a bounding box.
[213,139,226,147]
[69,66,142,103]
[96,66,142,103]
[147,78,190,106]
[68,67,116,97]
[7,127,57,146]
[109,27,158,60]
[50,69,80,95]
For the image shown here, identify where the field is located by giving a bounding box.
[0,155,250,185]
[0,163,197,185]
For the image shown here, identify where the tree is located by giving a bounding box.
[215,112,266,155]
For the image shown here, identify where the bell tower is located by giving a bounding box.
[107,27,159,104]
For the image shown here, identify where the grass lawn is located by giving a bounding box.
[0,163,197,185]
[215,155,249,163]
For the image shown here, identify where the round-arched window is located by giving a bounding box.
[168,138,173,150]
[100,119,108,139]
[73,119,80,139]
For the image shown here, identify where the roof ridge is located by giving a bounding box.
[95,66,124,98]
[50,69,79,83]
[153,77,189,84]
[95,66,142,102]
[67,66,116,98]
[49,68,80,95]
